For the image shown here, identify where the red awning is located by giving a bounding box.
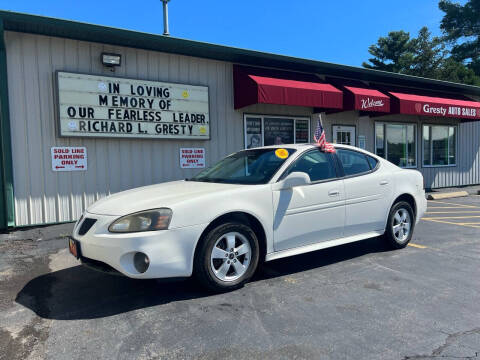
[344,86,390,113]
[233,66,343,109]
[390,92,480,120]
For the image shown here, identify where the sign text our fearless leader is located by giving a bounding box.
[56,72,210,139]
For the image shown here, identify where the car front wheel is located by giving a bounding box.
[384,201,415,249]
[194,222,259,292]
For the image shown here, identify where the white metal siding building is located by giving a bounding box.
[1,11,480,228]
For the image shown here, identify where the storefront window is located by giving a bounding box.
[375,122,416,168]
[245,117,262,149]
[244,116,310,148]
[423,125,456,166]
[295,120,309,143]
[264,117,294,145]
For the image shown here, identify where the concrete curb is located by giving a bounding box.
[427,191,469,200]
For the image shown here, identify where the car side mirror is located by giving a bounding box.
[272,171,311,191]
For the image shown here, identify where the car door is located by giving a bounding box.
[335,149,392,237]
[272,149,345,252]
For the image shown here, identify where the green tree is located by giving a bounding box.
[363,25,480,85]
[406,27,446,78]
[437,58,480,85]
[439,0,480,75]
[362,30,414,73]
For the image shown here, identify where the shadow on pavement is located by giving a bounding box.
[16,236,390,320]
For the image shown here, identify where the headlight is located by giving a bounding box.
[108,208,172,233]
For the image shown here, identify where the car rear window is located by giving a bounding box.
[367,155,378,169]
[336,149,371,176]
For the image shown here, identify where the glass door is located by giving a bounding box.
[333,125,356,146]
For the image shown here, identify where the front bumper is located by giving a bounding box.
[72,212,207,279]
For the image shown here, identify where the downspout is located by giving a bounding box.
[0,18,15,229]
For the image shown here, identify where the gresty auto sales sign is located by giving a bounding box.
[390,92,480,120]
[414,102,479,119]
[56,72,210,139]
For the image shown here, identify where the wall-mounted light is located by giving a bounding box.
[101,53,122,67]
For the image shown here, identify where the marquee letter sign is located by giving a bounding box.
[56,71,210,139]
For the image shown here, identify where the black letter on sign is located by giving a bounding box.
[109,83,120,94]
[99,95,108,106]
[67,107,76,118]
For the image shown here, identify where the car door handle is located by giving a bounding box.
[380,180,389,185]
[328,190,340,197]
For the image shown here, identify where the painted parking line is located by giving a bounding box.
[408,243,427,249]
[422,197,480,228]
[423,215,480,220]
[421,218,480,229]
[425,206,477,209]
[425,211,480,214]
[426,200,479,208]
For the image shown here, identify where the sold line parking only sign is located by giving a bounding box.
[51,147,87,171]
[180,148,205,169]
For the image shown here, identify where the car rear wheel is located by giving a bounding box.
[384,201,415,249]
[194,222,259,292]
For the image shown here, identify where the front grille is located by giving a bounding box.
[80,256,122,276]
[78,218,97,235]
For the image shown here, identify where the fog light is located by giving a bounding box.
[133,252,150,273]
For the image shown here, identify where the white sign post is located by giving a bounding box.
[180,148,205,169]
[51,147,87,171]
[56,71,210,140]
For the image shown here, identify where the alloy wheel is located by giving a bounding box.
[210,231,251,282]
[392,208,411,243]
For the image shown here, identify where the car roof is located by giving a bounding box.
[251,143,368,152]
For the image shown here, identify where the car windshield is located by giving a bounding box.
[190,148,296,185]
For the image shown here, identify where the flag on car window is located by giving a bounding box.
[314,114,336,153]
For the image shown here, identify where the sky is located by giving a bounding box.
[0,0,465,68]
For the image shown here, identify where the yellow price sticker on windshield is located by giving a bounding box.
[275,148,289,159]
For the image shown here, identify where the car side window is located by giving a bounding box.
[283,150,336,182]
[366,155,378,169]
[336,149,371,176]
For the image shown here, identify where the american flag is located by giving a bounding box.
[314,114,336,153]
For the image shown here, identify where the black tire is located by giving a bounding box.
[193,222,260,292]
[384,201,415,249]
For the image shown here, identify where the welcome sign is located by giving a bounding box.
[56,72,210,139]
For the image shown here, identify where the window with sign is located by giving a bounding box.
[423,125,456,167]
[375,122,416,168]
[244,115,310,148]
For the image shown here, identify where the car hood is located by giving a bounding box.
[87,180,243,216]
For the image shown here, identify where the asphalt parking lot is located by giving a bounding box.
[1,196,479,360]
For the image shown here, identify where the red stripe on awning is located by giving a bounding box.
[344,86,390,113]
[233,66,343,109]
[390,92,480,120]
[250,75,343,108]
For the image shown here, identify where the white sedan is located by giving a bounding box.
[69,144,426,292]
